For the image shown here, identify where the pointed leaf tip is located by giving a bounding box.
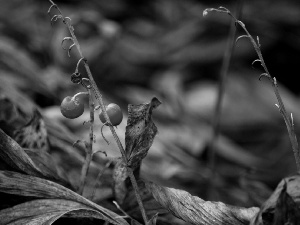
[150,97,162,110]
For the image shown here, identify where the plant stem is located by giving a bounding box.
[208,1,242,174]
[206,6,300,172]
[78,88,94,195]
[48,1,149,223]
[207,1,242,200]
[127,167,148,223]
[236,19,300,172]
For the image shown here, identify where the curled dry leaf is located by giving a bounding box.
[251,174,300,225]
[125,97,161,170]
[0,170,129,225]
[113,97,161,204]
[145,181,259,225]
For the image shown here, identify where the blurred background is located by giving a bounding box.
[1,0,300,222]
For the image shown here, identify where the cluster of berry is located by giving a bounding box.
[60,92,123,126]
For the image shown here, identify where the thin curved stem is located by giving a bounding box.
[78,88,94,195]
[208,0,243,200]
[204,6,300,172]
[47,1,149,223]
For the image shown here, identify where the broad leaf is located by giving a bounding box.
[146,181,259,225]
[0,199,104,224]
[0,170,129,225]
[0,128,68,187]
[0,128,44,177]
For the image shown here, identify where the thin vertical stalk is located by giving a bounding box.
[78,88,94,195]
[208,1,243,177]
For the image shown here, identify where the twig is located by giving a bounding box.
[78,88,94,195]
[48,1,149,223]
[204,6,300,172]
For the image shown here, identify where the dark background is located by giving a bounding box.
[1,0,300,217]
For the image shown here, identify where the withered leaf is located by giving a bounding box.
[13,109,50,154]
[113,98,160,204]
[0,170,129,225]
[125,97,161,170]
[274,181,300,225]
[145,181,259,225]
[251,174,300,225]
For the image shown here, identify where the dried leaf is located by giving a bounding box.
[125,97,161,169]
[0,170,129,225]
[251,174,300,225]
[273,181,300,225]
[0,199,105,224]
[113,98,160,204]
[145,181,259,225]
[13,109,50,153]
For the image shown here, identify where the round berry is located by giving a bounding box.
[99,103,123,126]
[60,96,84,119]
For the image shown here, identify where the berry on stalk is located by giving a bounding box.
[60,96,84,119]
[99,103,123,126]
